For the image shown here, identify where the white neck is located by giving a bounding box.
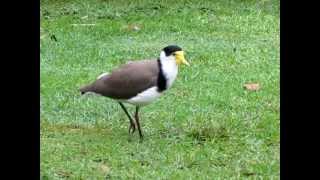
[159,51,178,89]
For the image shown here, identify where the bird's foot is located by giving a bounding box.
[128,123,136,134]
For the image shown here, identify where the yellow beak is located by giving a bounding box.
[175,51,190,66]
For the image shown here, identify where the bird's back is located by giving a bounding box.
[80,59,160,100]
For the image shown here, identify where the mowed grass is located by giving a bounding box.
[40,0,279,179]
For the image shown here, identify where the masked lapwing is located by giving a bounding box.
[80,45,190,139]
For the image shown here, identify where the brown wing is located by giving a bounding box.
[86,59,159,99]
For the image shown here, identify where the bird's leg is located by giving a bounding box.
[135,106,143,140]
[118,102,136,134]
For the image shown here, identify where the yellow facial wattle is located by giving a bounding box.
[175,51,190,66]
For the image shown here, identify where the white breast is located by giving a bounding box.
[160,56,178,89]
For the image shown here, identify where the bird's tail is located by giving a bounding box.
[79,84,93,95]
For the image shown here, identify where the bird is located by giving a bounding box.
[79,45,190,139]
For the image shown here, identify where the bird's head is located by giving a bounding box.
[160,45,190,66]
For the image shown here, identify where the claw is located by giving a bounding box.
[129,123,136,134]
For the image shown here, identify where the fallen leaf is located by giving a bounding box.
[244,83,260,91]
[99,164,110,174]
[127,24,141,31]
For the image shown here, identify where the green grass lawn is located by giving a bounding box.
[40,0,279,179]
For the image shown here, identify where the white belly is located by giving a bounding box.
[120,87,162,106]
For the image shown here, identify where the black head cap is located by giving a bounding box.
[163,45,182,56]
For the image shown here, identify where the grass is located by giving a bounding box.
[40,0,279,179]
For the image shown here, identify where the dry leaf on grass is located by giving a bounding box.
[99,164,110,174]
[244,83,260,91]
[127,24,141,31]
